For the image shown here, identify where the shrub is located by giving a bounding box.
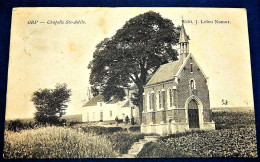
[79,126,124,135]
[7,120,24,132]
[60,114,82,124]
[68,122,81,126]
[128,126,140,132]
[106,131,147,154]
[4,127,118,158]
[70,124,150,154]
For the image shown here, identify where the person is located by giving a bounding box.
[61,119,67,126]
[125,115,129,124]
[131,116,135,125]
[115,116,119,126]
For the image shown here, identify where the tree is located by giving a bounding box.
[88,11,181,122]
[31,83,72,125]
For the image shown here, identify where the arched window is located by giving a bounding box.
[190,79,196,90]
[158,91,161,109]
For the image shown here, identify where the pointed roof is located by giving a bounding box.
[82,94,121,107]
[179,24,189,43]
[145,53,208,87]
[122,101,130,108]
[145,60,183,86]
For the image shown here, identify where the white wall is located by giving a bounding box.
[82,100,133,122]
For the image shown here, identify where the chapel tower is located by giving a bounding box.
[179,23,189,63]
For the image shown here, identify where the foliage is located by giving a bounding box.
[31,83,71,125]
[88,11,181,122]
[71,124,152,154]
[60,114,82,124]
[129,126,141,132]
[107,131,147,154]
[75,126,125,135]
[6,120,35,132]
[138,127,257,158]
[7,120,23,132]
[3,127,118,158]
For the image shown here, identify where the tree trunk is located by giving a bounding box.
[136,66,147,124]
[138,85,144,124]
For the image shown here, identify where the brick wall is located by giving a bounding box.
[142,55,212,125]
[177,57,210,109]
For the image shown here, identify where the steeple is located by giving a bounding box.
[179,22,189,63]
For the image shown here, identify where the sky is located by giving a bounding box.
[5,8,254,120]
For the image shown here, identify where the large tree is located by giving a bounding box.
[31,83,72,125]
[88,11,180,122]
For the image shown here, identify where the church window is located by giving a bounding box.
[158,90,166,109]
[169,89,173,107]
[190,79,196,89]
[190,63,193,72]
[151,92,155,110]
[169,88,177,108]
[148,92,155,111]
[158,91,162,109]
[147,93,150,111]
[162,91,166,109]
[149,93,152,110]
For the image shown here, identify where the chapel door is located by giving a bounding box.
[188,99,200,128]
[100,112,103,122]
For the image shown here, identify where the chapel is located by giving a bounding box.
[140,23,215,135]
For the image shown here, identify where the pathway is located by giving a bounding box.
[119,136,160,158]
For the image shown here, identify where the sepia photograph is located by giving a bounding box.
[3,7,257,158]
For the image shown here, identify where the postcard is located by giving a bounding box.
[4,7,257,158]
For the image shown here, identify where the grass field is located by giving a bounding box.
[3,110,258,158]
[3,127,118,158]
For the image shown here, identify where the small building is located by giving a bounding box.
[82,91,139,124]
[141,24,215,135]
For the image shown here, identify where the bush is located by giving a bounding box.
[80,126,124,135]
[7,120,36,132]
[4,127,118,158]
[60,114,82,124]
[129,126,140,132]
[68,122,81,126]
[70,124,147,154]
[7,120,24,132]
[106,131,147,154]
